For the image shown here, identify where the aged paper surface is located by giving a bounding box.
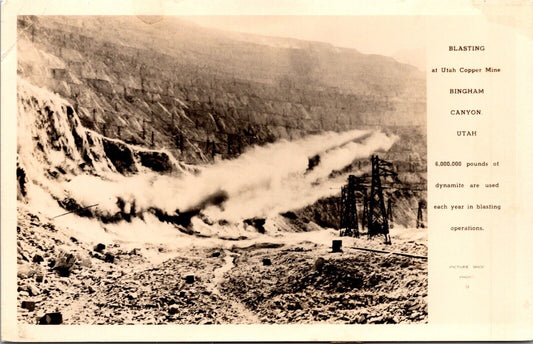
[2,0,532,341]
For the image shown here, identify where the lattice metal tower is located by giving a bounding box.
[417,200,426,228]
[368,155,397,244]
[362,191,368,231]
[339,175,359,237]
[387,197,394,229]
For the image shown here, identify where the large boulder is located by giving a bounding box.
[21,300,36,311]
[52,251,77,277]
[38,312,63,325]
[17,263,39,279]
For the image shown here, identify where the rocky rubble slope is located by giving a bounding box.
[17,205,427,325]
[222,237,427,324]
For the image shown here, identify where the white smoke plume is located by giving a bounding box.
[204,131,397,221]
[61,129,397,223]
[17,79,398,226]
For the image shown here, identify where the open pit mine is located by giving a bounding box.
[16,16,427,325]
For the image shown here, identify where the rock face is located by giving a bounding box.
[17,79,182,183]
[137,150,173,173]
[102,138,138,174]
[18,16,425,165]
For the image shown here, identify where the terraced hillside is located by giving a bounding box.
[18,16,425,164]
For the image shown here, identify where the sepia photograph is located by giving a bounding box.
[15,15,428,325]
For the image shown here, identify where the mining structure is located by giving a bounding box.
[339,155,425,244]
